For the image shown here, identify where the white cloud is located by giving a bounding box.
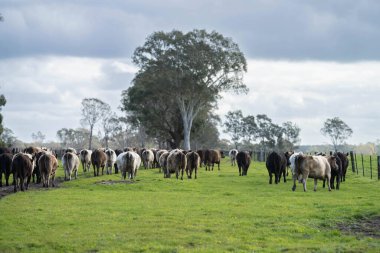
[0,56,135,142]
[218,59,380,145]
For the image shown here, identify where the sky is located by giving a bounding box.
[0,0,379,145]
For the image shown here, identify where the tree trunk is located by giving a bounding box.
[89,125,93,150]
[177,98,198,151]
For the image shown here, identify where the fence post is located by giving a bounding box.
[350,151,356,172]
[378,156,380,180]
[355,153,358,174]
[370,156,372,179]
[361,154,364,176]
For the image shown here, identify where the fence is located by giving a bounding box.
[349,152,380,180]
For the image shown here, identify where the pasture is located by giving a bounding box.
[0,157,379,252]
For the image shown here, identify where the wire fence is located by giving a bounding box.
[349,152,380,180]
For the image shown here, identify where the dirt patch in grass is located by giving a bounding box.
[337,215,380,238]
[0,176,63,199]
[95,179,135,185]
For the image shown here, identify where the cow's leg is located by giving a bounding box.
[283,168,286,183]
[239,166,241,176]
[323,179,326,188]
[327,176,331,191]
[336,174,340,190]
[268,171,272,184]
[218,162,220,171]
[181,168,184,180]
[194,168,197,179]
[5,172,10,186]
[302,178,307,192]
[64,169,67,181]
[292,175,297,191]
[93,165,96,177]
[275,172,279,184]
[330,175,335,189]
[313,178,318,191]
[20,177,25,191]
[75,169,78,179]
[52,175,55,187]
[13,173,17,192]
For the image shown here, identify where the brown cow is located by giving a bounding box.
[38,153,58,188]
[12,153,35,192]
[196,150,205,168]
[204,149,222,171]
[0,153,13,187]
[185,151,200,179]
[91,149,107,176]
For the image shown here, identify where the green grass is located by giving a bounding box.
[0,158,379,252]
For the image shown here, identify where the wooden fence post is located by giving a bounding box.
[370,156,372,179]
[355,153,358,174]
[361,154,364,176]
[350,151,356,172]
[378,156,380,180]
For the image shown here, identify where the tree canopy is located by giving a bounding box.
[81,98,111,149]
[321,117,353,152]
[122,29,247,149]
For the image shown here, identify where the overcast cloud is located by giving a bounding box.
[0,0,379,145]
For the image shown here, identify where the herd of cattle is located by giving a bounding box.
[0,146,349,193]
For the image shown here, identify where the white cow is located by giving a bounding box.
[116,151,141,180]
[105,148,117,175]
[229,149,238,166]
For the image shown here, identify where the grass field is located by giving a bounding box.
[0,157,379,252]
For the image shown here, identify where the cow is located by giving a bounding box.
[79,149,92,173]
[196,150,206,168]
[229,149,238,166]
[141,149,154,169]
[105,149,117,175]
[156,149,168,172]
[324,154,342,190]
[38,153,58,188]
[294,155,337,192]
[185,151,200,179]
[116,151,141,180]
[62,151,80,181]
[167,150,187,180]
[0,153,13,187]
[24,146,41,183]
[236,151,251,176]
[204,149,222,171]
[159,151,170,178]
[266,151,287,184]
[91,149,107,176]
[336,152,349,182]
[11,153,35,192]
[114,149,123,174]
[288,152,303,191]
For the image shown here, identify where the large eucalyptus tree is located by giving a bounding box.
[122,29,247,149]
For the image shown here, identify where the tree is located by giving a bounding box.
[0,128,17,147]
[321,117,353,152]
[223,110,244,149]
[0,94,6,140]
[281,121,301,150]
[32,131,46,145]
[102,113,121,149]
[81,98,111,150]
[130,29,247,149]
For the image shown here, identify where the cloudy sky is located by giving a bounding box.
[0,0,379,145]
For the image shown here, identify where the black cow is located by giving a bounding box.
[266,151,287,184]
[0,153,13,187]
[336,152,349,182]
[236,151,251,176]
